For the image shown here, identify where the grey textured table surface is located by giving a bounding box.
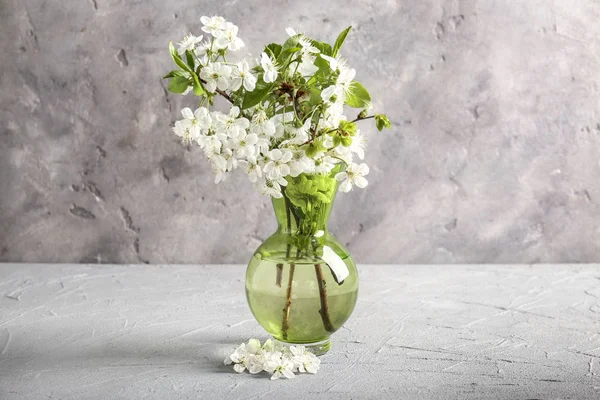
[0,264,599,399]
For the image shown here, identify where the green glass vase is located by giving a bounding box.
[246,166,358,355]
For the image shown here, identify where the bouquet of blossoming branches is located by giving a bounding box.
[164,16,391,197]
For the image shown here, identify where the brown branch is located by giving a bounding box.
[198,77,237,105]
[282,263,296,340]
[314,263,335,332]
[300,114,376,146]
[350,115,376,124]
[276,263,283,287]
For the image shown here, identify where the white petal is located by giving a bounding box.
[321,86,336,102]
[282,368,295,379]
[339,179,352,193]
[204,80,217,93]
[263,70,275,83]
[354,176,368,188]
[335,172,348,182]
[233,363,245,373]
[305,363,319,374]
[229,77,242,92]
[248,363,263,374]
[280,151,293,163]
[270,371,281,380]
[244,74,257,91]
[247,338,261,353]
[216,77,229,90]
[270,149,282,161]
[285,27,298,36]
[321,54,338,71]
[181,107,194,120]
[357,163,370,175]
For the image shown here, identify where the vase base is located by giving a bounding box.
[273,338,331,356]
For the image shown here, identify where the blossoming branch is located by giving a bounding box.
[164,16,391,198]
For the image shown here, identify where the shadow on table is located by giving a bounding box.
[2,331,251,374]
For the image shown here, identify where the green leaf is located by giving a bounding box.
[192,73,205,96]
[375,114,392,131]
[264,43,282,59]
[333,26,352,57]
[345,81,371,108]
[169,41,193,74]
[185,50,195,70]
[285,174,335,212]
[242,75,274,109]
[339,120,358,136]
[305,140,326,158]
[311,40,332,56]
[314,55,330,70]
[278,47,302,65]
[308,87,322,106]
[168,76,191,93]
[162,70,188,79]
[282,34,301,51]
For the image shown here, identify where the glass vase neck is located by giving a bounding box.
[271,168,341,235]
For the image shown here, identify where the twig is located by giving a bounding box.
[198,77,237,105]
[300,114,376,146]
[350,115,376,123]
[282,263,296,340]
[314,263,335,332]
[275,264,283,287]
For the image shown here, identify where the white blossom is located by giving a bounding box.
[245,354,265,374]
[250,109,276,137]
[214,107,250,138]
[175,108,201,142]
[261,52,278,83]
[320,54,346,72]
[256,135,271,155]
[321,67,356,103]
[256,179,284,198]
[214,22,245,51]
[349,129,367,160]
[288,345,321,374]
[191,107,213,136]
[177,33,203,53]
[229,59,257,92]
[335,162,369,192]
[261,338,282,353]
[286,119,312,145]
[234,131,258,158]
[314,155,336,174]
[194,41,212,57]
[264,149,292,180]
[288,148,315,177]
[172,119,193,144]
[238,156,263,183]
[225,338,322,379]
[200,62,232,93]
[332,145,352,165]
[200,15,226,36]
[263,351,295,380]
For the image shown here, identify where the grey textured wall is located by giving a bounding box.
[1,0,600,264]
